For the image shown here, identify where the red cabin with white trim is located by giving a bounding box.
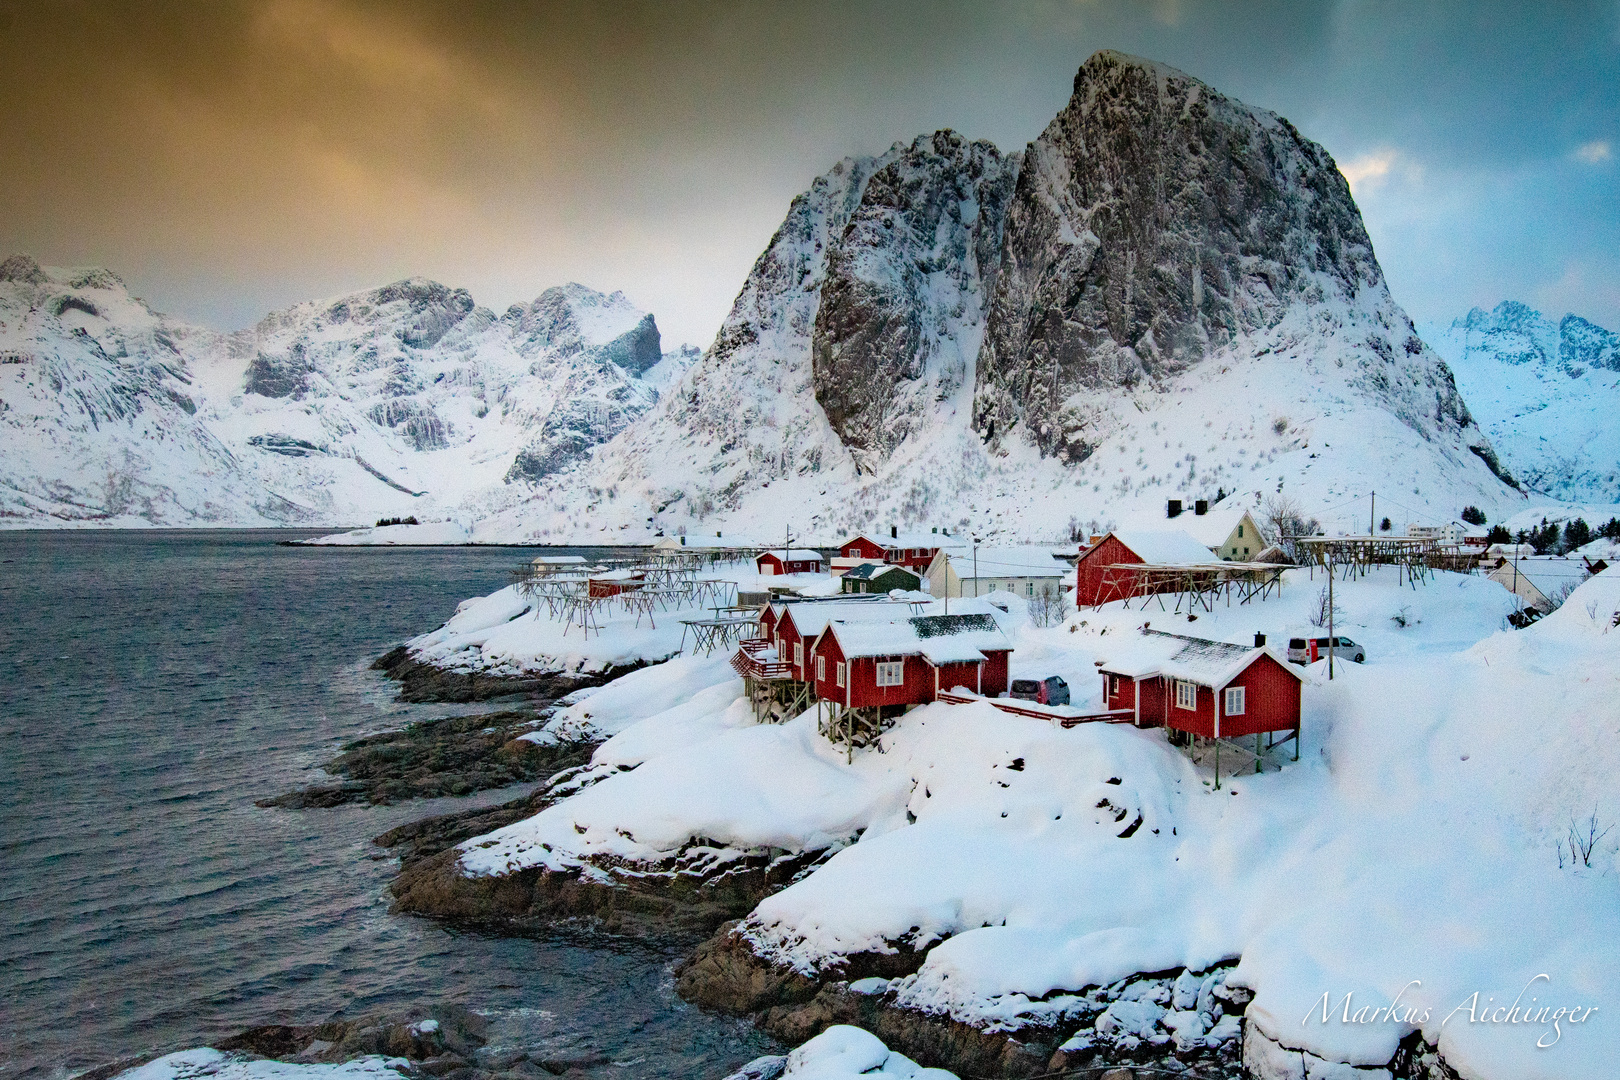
[1097,629,1302,738]
[809,613,1011,710]
[757,549,824,576]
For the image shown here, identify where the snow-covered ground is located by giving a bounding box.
[444,565,1619,1078]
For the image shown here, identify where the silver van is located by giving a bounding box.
[1286,636,1366,664]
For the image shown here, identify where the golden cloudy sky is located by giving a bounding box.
[1,1,1616,345]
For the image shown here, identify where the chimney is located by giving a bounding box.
[1167,499,1182,518]
[1195,499,1208,516]
[1254,632,1266,648]
[891,525,898,539]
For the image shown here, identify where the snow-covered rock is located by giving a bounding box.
[0,256,694,526]
[1421,301,1620,502]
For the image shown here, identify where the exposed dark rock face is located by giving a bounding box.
[256,709,598,808]
[244,345,314,399]
[811,131,1018,464]
[216,1004,488,1069]
[974,51,1394,459]
[389,844,826,940]
[369,397,449,450]
[0,253,47,284]
[370,644,646,704]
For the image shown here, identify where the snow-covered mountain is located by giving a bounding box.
[475,51,1517,544]
[0,254,694,526]
[1420,301,1620,502]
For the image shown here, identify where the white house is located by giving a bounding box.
[924,546,1071,600]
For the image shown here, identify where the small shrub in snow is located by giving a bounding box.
[1272,415,1289,435]
[1391,605,1417,628]
[1557,808,1614,870]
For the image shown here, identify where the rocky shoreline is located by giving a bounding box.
[258,710,599,808]
[237,648,1466,1080]
[370,644,645,705]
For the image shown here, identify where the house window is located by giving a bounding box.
[1237,524,1244,538]
[1175,680,1198,711]
[794,642,803,667]
[816,656,825,681]
[876,660,904,687]
[1108,674,1119,696]
[836,662,846,687]
[1026,581,1034,596]
[1224,686,1246,715]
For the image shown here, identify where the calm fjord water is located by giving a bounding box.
[0,530,776,1079]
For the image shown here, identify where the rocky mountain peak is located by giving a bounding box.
[810,129,1018,464]
[973,49,1385,459]
[0,253,47,285]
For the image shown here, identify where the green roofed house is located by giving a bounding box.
[840,562,922,594]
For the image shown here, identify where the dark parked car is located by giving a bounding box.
[1009,675,1070,706]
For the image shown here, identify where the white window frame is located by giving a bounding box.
[875,660,905,688]
[1026,581,1034,596]
[794,642,803,667]
[1224,685,1246,715]
[836,661,846,688]
[1175,679,1198,711]
[816,655,825,681]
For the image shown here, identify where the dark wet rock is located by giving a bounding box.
[214,1003,487,1065]
[256,709,597,808]
[373,782,565,863]
[389,847,828,942]
[370,645,646,705]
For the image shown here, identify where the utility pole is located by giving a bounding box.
[972,537,980,598]
[1370,491,1375,537]
[1327,565,1335,680]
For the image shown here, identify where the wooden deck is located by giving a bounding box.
[936,690,1134,727]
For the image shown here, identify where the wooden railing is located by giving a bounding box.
[732,638,793,680]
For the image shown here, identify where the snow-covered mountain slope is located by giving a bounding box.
[0,255,287,524]
[1420,301,1620,502]
[0,255,694,526]
[471,51,1517,544]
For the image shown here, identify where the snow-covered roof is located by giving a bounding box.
[779,600,916,639]
[845,530,948,549]
[1106,529,1223,565]
[823,612,1011,664]
[1166,508,1256,548]
[843,562,919,581]
[948,547,1070,578]
[1098,629,1303,689]
[759,548,823,562]
[1488,556,1594,605]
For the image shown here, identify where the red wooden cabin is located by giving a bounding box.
[757,548,824,576]
[1096,629,1302,739]
[809,613,1011,712]
[1073,529,1220,607]
[587,570,646,598]
[837,530,944,573]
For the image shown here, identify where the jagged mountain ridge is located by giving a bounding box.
[0,255,693,525]
[1420,302,1620,502]
[483,51,1517,543]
